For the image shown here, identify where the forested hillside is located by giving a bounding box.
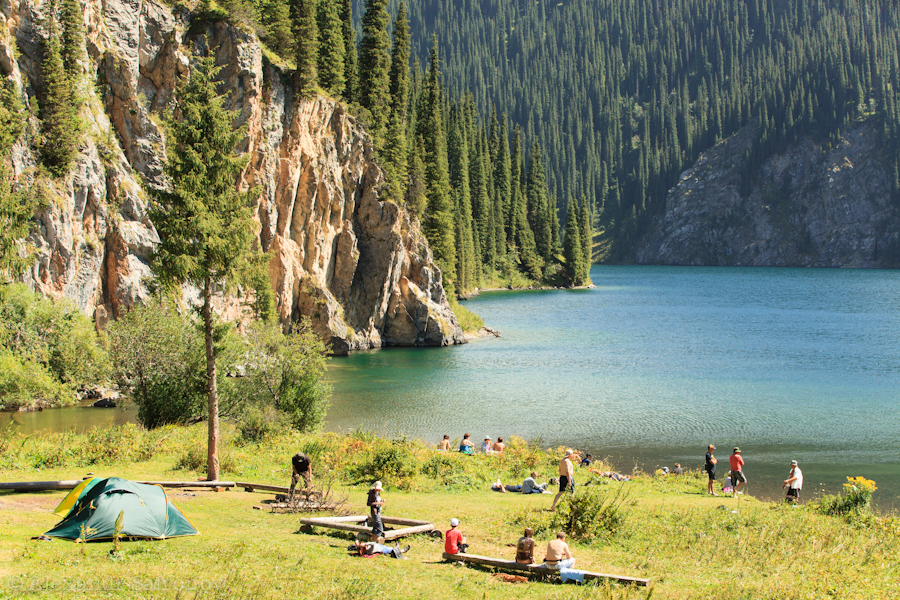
[368,0,900,260]
[246,0,593,292]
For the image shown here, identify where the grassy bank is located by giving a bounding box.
[1,425,898,599]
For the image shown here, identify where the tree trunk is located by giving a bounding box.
[203,277,220,481]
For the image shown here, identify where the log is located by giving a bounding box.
[301,516,368,524]
[235,482,292,494]
[299,521,373,535]
[382,523,436,540]
[138,481,235,489]
[0,480,235,492]
[442,552,650,586]
[0,481,82,491]
[381,516,435,526]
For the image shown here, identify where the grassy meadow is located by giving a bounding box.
[1,424,898,599]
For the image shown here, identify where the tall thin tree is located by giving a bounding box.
[149,51,260,482]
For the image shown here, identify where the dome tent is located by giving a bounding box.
[45,477,199,541]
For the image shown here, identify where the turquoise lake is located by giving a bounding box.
[326,265,900,508]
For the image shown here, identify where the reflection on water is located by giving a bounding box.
[326,265,900,508]
[1,400,137,434]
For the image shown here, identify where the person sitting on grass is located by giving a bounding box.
[438,434,451,451]
[543,532,575,569]
[350,539,409,559]
[521,472,548,494]
[580,454,593,467]
[481,436,494,453]
[492,437,506,453]
[444,518,468,554]
[459,434,474,454]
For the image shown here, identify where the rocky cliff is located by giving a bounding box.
[2,0,465,353]
[632,121,900,267]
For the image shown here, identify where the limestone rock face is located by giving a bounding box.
[633,122,900,267]
[3,0,464,351]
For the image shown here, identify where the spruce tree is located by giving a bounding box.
[259,0,294,59]
[339,0,357,102]
[60,0,85,80]
[358,0,391,138]
[381,2,410,203]
[563,196,585,285]
[0,83,34,283]
[416,38,456,283]
[148,52,260,482]
[316,0,345,96]
[579,196,593,282]
[290,0,319,96]
[40,0,80,177]
[448,104,476,291]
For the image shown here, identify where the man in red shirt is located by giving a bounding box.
[444,518,468,554]
[729,447,746,497]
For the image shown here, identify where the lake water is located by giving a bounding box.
[325,266,900,509]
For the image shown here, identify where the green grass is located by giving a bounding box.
[1,425,898,599]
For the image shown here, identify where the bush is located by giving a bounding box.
[349,443,419,489]
[0,283,110,407]
[513,484,632,543]
[813,476,878,522]
[237,404,289,444]
[108,298,208,428]
[233,321,331,433]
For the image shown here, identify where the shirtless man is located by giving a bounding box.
[438,435,451,451]
[543,532,575,569]
[492,437,506,453]
[550,449,575,511]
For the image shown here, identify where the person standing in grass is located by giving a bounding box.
[783,460,803,503]
[730,447,747,496]
[368,481,385,541]
[444,518,468,554]
[550,449,575,510]
[705,444,718,495]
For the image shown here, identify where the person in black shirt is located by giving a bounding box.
[291,452,312,492]
[705,445,718,495]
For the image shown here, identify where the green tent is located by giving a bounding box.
[45,477,199,541]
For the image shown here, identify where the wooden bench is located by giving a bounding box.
[441,552,649,586]
[299,515,441,541]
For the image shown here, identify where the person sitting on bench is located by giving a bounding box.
[515,528,536,564]
[445,518,468,554]
[543,532,575,569]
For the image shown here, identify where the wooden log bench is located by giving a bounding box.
[441,552,650,586]
[299,515,441,541]
[0,480,236,492]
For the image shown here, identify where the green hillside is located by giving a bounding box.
[367,0,900,259]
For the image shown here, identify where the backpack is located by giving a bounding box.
[366,489,379,507]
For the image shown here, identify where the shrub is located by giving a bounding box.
[233,321,331,433]
[813,476,878,522]
[513,484,632,543]
[0,284,110,407]
[237,404,289,444]
[108,298,208,428]
[349,443,418,488]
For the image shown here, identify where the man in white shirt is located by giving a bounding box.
[783,460,803,503]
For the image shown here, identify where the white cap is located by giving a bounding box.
[372,481,383,490]
[450,518,459,527]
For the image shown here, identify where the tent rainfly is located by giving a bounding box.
[45,477,199,541]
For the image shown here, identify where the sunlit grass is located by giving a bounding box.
[1,426,898,599]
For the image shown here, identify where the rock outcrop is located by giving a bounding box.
[632,121,900,267]
[2,0,465,352]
